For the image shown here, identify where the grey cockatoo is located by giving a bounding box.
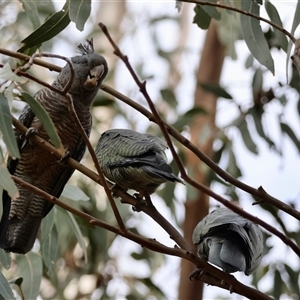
[95,129,183,195]
[0,40,108,254]
[192,207,264,275]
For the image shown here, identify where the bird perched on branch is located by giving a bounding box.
[95,129,183,197]
[192,207,264,276]
[0,39,108,254]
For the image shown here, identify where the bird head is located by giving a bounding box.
[54,39,108,106]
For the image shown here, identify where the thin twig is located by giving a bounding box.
[16,53,75,94]
[1,52,297,223]
[11,116,191,251]
[2,51,299,223]
[11,174,273,300]
[180,0,296,43]
[65,93,126,231]
[99,22,300,258]
[3,44,299,260]
[101,84,300,222]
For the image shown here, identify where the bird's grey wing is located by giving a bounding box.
[244,222,264,275]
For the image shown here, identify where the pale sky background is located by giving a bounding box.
[50,1,300,299]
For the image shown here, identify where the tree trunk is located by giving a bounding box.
[178,20,225,300]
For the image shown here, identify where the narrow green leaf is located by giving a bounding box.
[69,0,91,31]
[241,1,274,74]
[280,122,300,152]
[273,269,283,300]
[290,0,300,35]
[20,0,41,29]
[0,271,16,300]
[245,54,254,69]
[41,209,55,243]
[249,107,277,151]
[252,68,263,100]
[18,2,70,53]
[93,96,114,107]
[297,97,300,117]
[66,211,88,263]
[20,92,62,149]
[193,5,211,29]
[172,107,207,130]
[16,252,42,300]
[41,224,58,276]
[0,64,23,82]
[60,184,90,202]
[238,119,258,154]
[286,0,300,80]
[226,146,242,178]
[0,94,20,159]
[160,88,178,106]
[265,1,288,52]
[199,83,233,99]
[202,4,221,21]
[0,249,11,270]
[175,1,182,12]
[284,264,300,295]
[0,149,19,202]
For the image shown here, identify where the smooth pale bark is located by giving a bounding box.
[178,20,225,300]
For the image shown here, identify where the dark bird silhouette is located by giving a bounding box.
[0,40,108,254]
[192,207,264,275]
[95,129,183,195]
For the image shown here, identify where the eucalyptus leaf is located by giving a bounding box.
[0,93,20,159]
[265,1,288,52]
[60,184,90,201]
[0,249,11,270]
[202,4,221,20]
[19,2,70,52]
[20,92,62,150]
[0,166,19,201]
[249,107,277,152]
[280,122,300,152]
[199,83,233,99]
[41,224,58,276]
[16,252,42,300]
[0,64,23,83]
[284,264,300,295]
[0,271,16,300]
[69,0,91,31]
[241,1,274,74]
[286,0,300,80]
[273,269,284,300]
[252,68,263,100]
[172,107,207,130]
[193,5,211,30]
[66,211,88,263]
[238,119,258,154]
[41,208,55,243]
[160,88,178,106]
[20,0,41,29]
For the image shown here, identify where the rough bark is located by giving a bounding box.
[178,20,225,300]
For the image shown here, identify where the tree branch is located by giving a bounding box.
[98,22,300,258]
[2,49,298,224]
[11,175,273,300]
[179,0,296,43]
[65,93,126,231]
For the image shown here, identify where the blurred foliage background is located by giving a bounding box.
[0,1,300,299]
